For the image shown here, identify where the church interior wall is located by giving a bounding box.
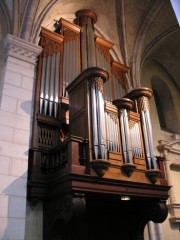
[141,58,180,240]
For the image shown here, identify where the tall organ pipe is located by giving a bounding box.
[87,17,96,67]
[63,42,67,97]
[144,108,157,168]
[113,98,134,164]
[120,111,127,162]
[141,111,151,167]
[91,85,99,160]
[49,53,56,116]
[54,51,60,117]
[126,88,158,170]
[81,25,87,70]
[123,109,133,163]
[40,55,47,114]
[75,10,97,70]
[97,86,107,159]
[90,77,107,160]
[44,54,51,115]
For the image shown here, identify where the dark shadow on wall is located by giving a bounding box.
[151,76,180,134]
[1,172,27,240]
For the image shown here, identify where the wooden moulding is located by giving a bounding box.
[95,36,114,49]
[66,67,109,94]
[105,102,118,114]
[41,27,64,43]
[121,163,136,177]
[111,61,130,73]
[146,169,161,184]
[113,98,134,111]
[59,96,69,109]
[75,9,97,24]
[91,159,111,177]
[125,87,153,100]
[37,113,61,127]
[108,151,123,167]
[59,18,81,33]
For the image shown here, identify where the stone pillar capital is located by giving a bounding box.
[3,34,42,64]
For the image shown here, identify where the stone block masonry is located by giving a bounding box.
[0,34,42,240]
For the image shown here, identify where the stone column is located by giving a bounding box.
[164,151,176,204]
[148,221,164,240]
[0,34,42,240]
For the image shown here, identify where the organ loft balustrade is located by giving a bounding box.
[28,9,170,240]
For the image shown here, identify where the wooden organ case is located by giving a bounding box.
[28,9,170,240]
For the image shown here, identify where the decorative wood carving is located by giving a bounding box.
[47,194,86,225]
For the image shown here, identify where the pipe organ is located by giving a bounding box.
[28,9,169,240]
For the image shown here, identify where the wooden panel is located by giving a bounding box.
[70,83,86,117]
[71,113,88,138]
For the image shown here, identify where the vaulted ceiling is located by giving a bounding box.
[0,0,179,90]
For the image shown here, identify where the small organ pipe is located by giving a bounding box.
[108,114,113,151]
[136,124,142,158]
[105,112,110,151]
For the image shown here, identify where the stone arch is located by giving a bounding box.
[0,1,12,40]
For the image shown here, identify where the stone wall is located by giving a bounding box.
[0,35,41,240]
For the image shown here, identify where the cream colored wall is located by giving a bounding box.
[0,35,42,240]
[141,59,180,154]
[171,168,180,202]
[141,59,180,240]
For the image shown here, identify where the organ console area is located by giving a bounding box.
[28,9,170,240]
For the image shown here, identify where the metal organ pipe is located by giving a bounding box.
[137,95,157,169]
[144,107,157,168]
[44,54,51,115]
[49,53,56,116]
[120,111,127,163]
[81,25,88,70]
[91,85,99,160]
[130,123,143,159]
[40,55,47,114]
[39,36,61,118]
[97,82,107,159]
[63,42,67,97]
[113,99,134,164]
[54,51,60,118]
[90,77,107,160]
[87,17,96,67]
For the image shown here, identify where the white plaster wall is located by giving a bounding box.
[0,35,42,240]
